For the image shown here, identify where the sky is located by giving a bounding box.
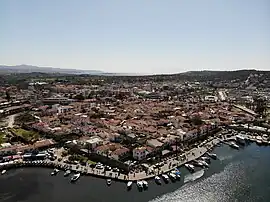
[0,0,269,74]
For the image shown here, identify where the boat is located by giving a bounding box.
[162,174,169,182]
[193,160,204,168]
[136,181,143,189]
[207,152,217,159]
[155,176,161,184]
[169,172,177,181]
[198,160,209,168]
[236,135,246,145]
[71,173,80,182]
[142,180,148,189]
[201,157,211,163]
[230,142,240,149]
[256,136,263,145]
[1,170,6,175]
[64,170,71,177]
[127,181,133,190]
[185,163,195,172]
[51,169,60,176]
[107,179,112,186]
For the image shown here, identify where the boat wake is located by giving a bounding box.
[184,169,204,183]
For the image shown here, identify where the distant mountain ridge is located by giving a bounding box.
[0,64,104,75]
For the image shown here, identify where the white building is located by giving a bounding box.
[84,136,103,149]
[133,147,148,160]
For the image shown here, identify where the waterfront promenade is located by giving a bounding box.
[1,137,222,182]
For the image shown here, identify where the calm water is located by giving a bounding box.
[1,143,270,202]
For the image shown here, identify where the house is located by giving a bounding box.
[110,147,129,161]
[146,139,163,149]
[133,147,148,160]
[84,136,103,150]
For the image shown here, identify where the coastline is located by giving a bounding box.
[0,136,223,182]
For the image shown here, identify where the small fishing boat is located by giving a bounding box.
[169,172,176,181]
[198,160,209,168]
[51,169,60,176]
[142,180,148,189]
[230,142,240,149]
[162,174,169,183]
[155,176,161,184]
[207,152,217,159]
[64,170,71,177]
[71,173,80,182]
[107,179,112,186]
[1,170,6,175]
[127,181,133,190]
[136,181,143,189]
[185,163,195,172]
[201,157,211,163]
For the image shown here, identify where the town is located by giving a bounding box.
[0,70,269,189]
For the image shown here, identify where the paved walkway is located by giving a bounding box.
[47,137,222,181]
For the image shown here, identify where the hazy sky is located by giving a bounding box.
[0,0,269,74]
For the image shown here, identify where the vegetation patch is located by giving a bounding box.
[0,132,6,144]
[10,128,40,142]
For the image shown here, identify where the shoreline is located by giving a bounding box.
[0,137,223,182]
[2,132,265,182]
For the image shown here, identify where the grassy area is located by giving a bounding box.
[68,154,96,164]
[10,128,39,142]
[87,160,96,164]
[0,132,5,144]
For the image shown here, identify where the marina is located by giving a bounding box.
[1,130,270,194]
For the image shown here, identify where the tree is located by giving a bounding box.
[6,91,11,102]
[190,115,203,125]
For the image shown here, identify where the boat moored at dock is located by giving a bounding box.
[127,181,133,190]
[142,180,148,189]
[136,181,143,190]
[51,168,60,176]
[185,163,195,172]
[1,169,6,175]
[207,152,217,159]
[169,172,176,181]
[230,142,240,149]
[155,176,161,185]
[162,174,169,183]
[106,179,112,186]
[64,170,71,177]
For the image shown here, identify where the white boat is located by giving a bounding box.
[198,160,209,168]
[71,173,80,182]
[1,170,6,175]
[201,157,211,163]
[236,135,246,145]
[155,176,161,184]
[162,174,169,182]
[230,142,239,149]
[127,181,133,189]
[207,152,217,159]
[107,179,112,186]
[136,181,143,189]
[142,180,148,189]
[169,172,176,181]
[185,163,195,172]
[64,170,71,177]
[51,169,60,176]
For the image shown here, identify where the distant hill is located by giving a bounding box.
[0,64,104,75]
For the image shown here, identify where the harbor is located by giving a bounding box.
[1,141,270,202]
[1,129,270,189]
